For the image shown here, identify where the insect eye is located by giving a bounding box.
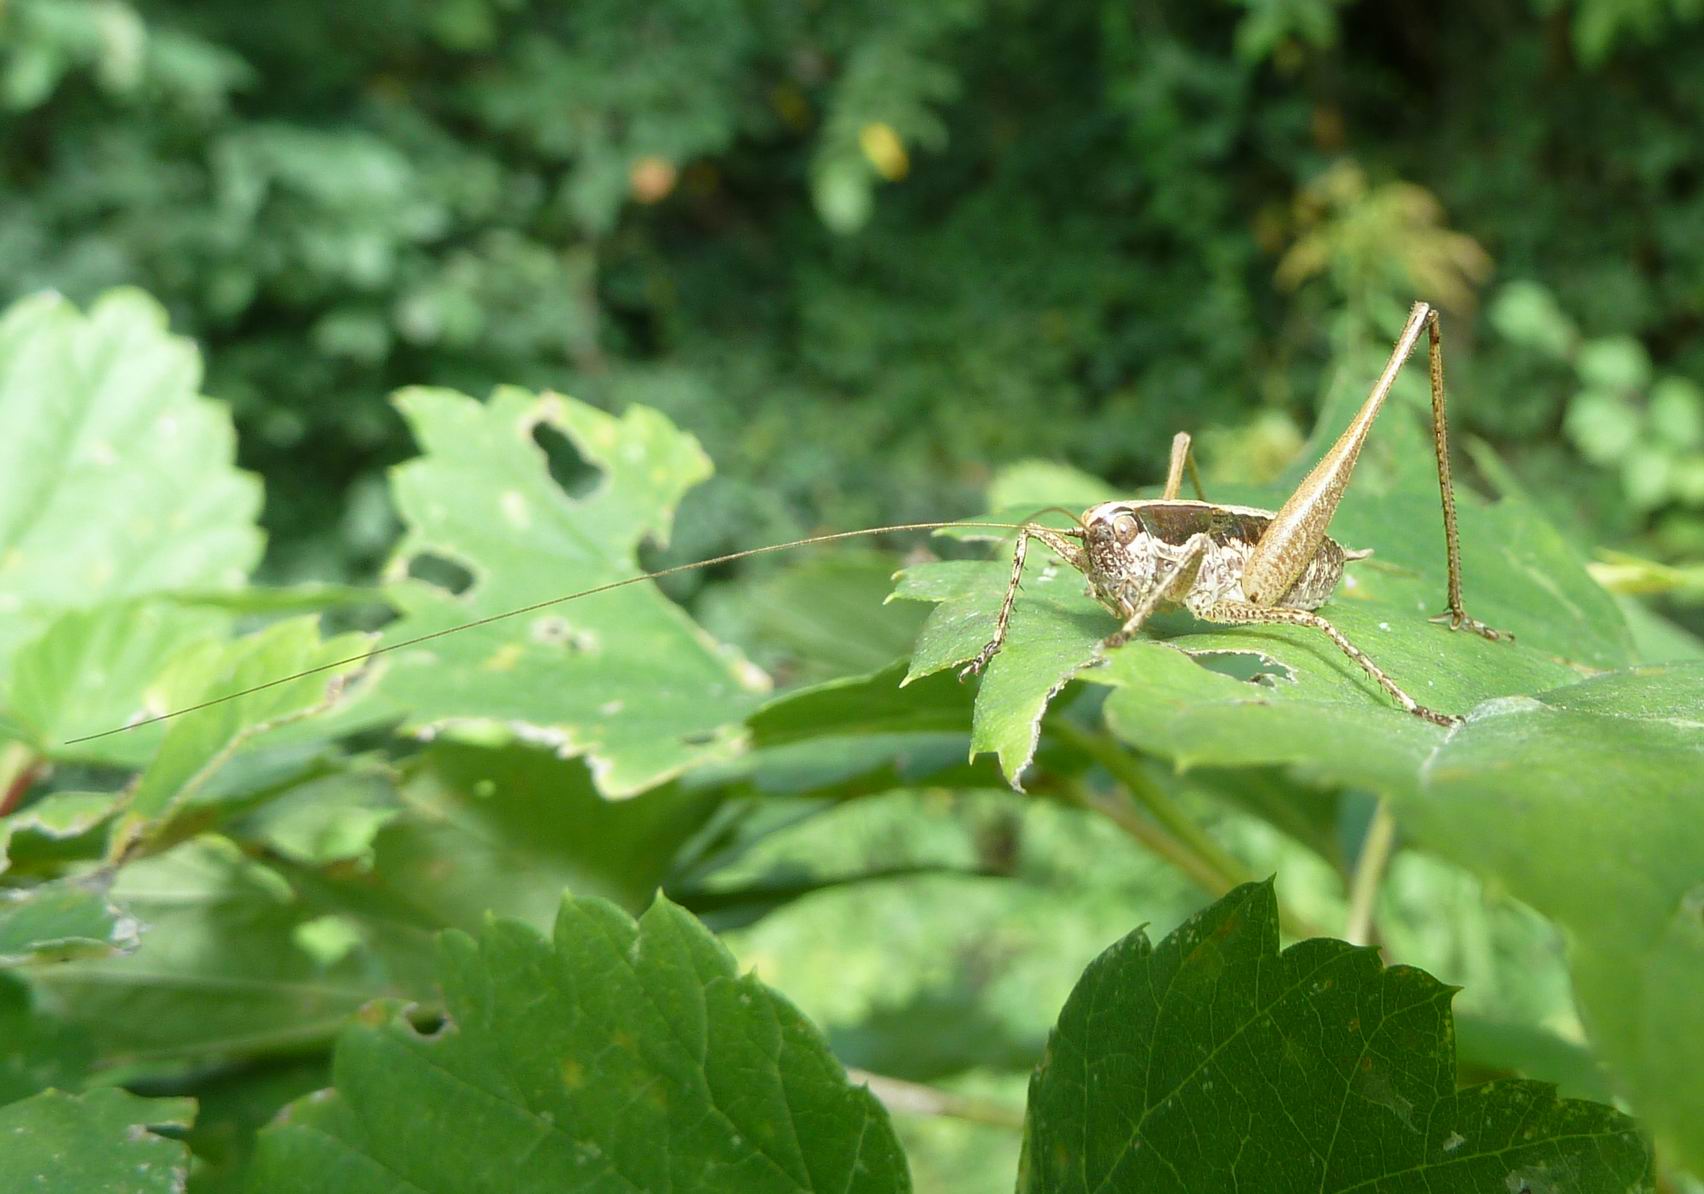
[1112,513,1139,544]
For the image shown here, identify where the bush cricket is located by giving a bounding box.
[68,300,1507,745]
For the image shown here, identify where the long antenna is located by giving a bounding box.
[64,519,1035,746]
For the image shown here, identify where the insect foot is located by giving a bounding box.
[1428,609,1514,643]
[958,644,999,681]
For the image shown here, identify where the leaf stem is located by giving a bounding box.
[1062,779,1233,899]
[1,742,41,817]
[1050,721,1249,888]
[1049,722,1325,940]
[1344,797,1397,947]
[847,1068,1026,1131]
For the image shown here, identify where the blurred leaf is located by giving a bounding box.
[370,741,719,927]
[0,873,136,964]
[1489,280,1578,359]
[33,835,433,1066]
[0,1087,196,1194]
[0,291,261,676]
[703,551,929,684]
[180,1057,328,1194]
[6,601,230,768]
[1649,378,1704,451]
[1018,881,1652,1192]
[114,618,371,845]
[0,791,113,875]
[1577,335,1652,394]
[1566,388,1643,464]
[249,893,911,1193]
[0,972,93,1104]
[362,387,770,797]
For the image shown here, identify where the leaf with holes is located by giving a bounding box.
[249,891,910,1193]
[1018,881,1652,1193]
[358,387,769,797]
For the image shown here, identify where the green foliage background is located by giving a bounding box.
[2,1,1703,1191]
[7,0,1704,596]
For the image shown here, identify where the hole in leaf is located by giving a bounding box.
[1187,649,1294,686]
[406,552,475,596]
[532,421,600,499]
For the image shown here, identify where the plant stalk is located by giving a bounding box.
[847,1068,1026,1131]
[1344,797,1397,947]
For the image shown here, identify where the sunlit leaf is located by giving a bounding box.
[360,387,770,797]
[0,290,261,677]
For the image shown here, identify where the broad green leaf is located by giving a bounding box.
[700,550,930,683]
[0,874,137,964]
[0,290,262,675]
[370,741,719,924]
[33,836,433,1066]
[363,387,769,796]
[1098,650,1704,1170]
[0,1087,196,1194]
[0,791,112,875]
[0,1090,195,1192]
[114,617,371,845]
[0,973,94,1105]
[249,893,911,1193]
[5,601,231,767]
[1019,881,1652,1193]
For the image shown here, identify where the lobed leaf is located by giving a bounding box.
[0,290,261,677]
[250,892,910,1193]
[1019,881,1652,1193]
[359,387,770,797]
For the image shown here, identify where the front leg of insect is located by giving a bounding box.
[958,523,1088,679]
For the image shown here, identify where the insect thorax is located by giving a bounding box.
[1080,500,1348,616]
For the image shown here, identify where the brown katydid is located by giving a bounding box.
[68,299,1504,746]
[959,299,1510,726]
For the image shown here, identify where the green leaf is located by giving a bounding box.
[363,387,769,797]
[5,601,232,767]
[1018,881,1652,1193]
[0,973,94,1105]
[249,893,911,1193]
[33,836,433,1066]
[701,550,929,683]
[0,791,113,875]
[370,741,720,925]
[115,618,372,844]
[0,290,262,677]
[0,874,137,965]
[894,559,1105,785]
[0,1087,196,1194]
[1099,652,1704,1169]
